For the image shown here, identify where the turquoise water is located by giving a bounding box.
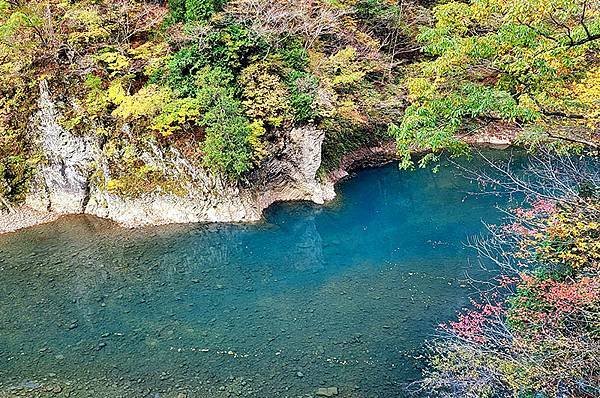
[0,156,510,397]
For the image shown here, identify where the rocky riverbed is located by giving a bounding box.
[0,206,60,235]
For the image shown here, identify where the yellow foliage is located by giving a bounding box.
[129,41,170,77]
[61,4,110,45]
[406,77,437,103]
[150,98,202,137]
[112,84,173,122]
[572,67,600,122]
[527,206,600,270]
[106,164,187,198]
[326,47,367,88]
[107,80,127,105]
[95,50,130,76]
[247,120,267,161]
[239,61,292,128]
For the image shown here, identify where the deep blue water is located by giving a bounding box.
[0,156,511,397]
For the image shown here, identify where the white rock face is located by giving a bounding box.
[25,81,336,227]
[26,81,99,214]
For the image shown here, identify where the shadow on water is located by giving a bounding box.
[0,152,522,397]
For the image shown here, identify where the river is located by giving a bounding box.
[0,154,515,397]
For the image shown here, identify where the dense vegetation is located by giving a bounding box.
[392,0,600,169]
[1,0,598,200]
[421,155,599,397]
[0,0,417,199]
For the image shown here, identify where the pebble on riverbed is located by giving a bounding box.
[316,387,338,397]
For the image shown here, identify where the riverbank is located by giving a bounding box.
[0,206,60,235]
[0,128,515,236]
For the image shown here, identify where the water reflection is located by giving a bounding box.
[0,156,514,397]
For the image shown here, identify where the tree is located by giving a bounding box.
[391,0,600,169]
[418,153,600,398]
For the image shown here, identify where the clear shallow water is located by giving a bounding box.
[1,156,511,398]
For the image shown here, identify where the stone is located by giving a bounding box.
[316,387,338,397]
[21,86,338,232]
[27,80,99,214]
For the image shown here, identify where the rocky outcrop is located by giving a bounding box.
[2,81,515,234]
[325,140,398,184]
[459,121,518,149]
[83,125,335,227]
[20,81,336,229]
[26,80,99,214]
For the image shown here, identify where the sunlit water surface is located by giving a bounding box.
[0,156,514,397]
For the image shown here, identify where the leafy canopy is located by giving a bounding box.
[391,0,600,168]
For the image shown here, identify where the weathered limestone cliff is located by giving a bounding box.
[21,81,336,229]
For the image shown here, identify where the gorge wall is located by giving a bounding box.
[20,81,337,228]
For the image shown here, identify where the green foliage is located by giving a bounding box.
[279,39,310,71]
[187,66,254,176]
[167,0,186,23]
[167,45,207,97]
[3,0,597,198]
[201,94,253,177]
[168,0,227,23]
[321,124,388,171]
[390,83,537,169]
[166,23,263,96]
[287,71,319,124]
[353,0,389,20]
[396,0,600,168]
[201,22,264,72]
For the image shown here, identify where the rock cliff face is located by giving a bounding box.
[24,81,336,227]
[26,81,100,214]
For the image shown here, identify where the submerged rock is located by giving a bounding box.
[316,387,338,396]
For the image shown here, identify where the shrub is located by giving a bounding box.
[167,45,207,97]
[151,97,203,137]
[239,60,293,129]
[201,94,253,177]
[187,66,254,176]
[286,70,319,124]
[168,0,227,23]
[279,38,310,71]
[106,165,186,198]
[201,22,263,72]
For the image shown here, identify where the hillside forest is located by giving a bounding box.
[1,0,598,200]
